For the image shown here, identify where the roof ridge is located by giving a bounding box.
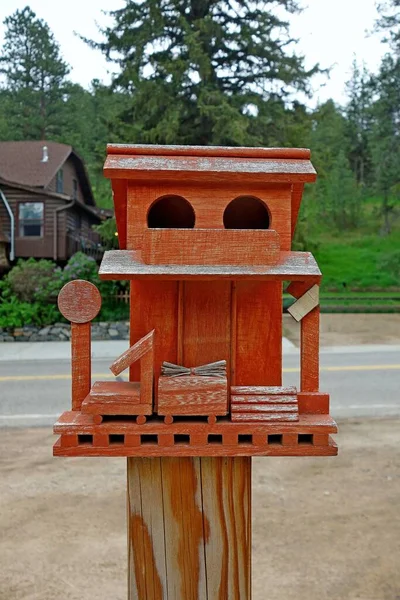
[107,144,311,160]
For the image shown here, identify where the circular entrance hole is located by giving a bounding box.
[147,195,195,228]
[223,196,270,229]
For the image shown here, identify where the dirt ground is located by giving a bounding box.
[1,420,399,600]
[283,313,400,347]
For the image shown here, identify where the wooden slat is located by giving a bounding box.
[231,395,296,404]
[231,385,296,396]
[231,413,299,423]
[231,404,298,413]
[182,280,231,372]
[142,228,280,266]
[110,330,155,376]
[99,250,322,281]
[288,284,319,322]
[301,306,320,392]
[71,322,91,411]
[298,392,329,414]
[129,280,179,409]
[112,179,127,249]
[85,381,141,403]
[54,411,337,435]
[291,182,304,237]
[235,281,282,386]
[106,144,311,160]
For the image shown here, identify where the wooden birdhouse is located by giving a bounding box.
[54,145,337,457]
[53,145,337,599]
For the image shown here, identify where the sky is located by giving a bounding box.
[0,0,388,107]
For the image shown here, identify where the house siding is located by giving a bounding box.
[48,156,85,203]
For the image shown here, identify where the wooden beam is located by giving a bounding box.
[288,284,319,322]
[110,330,155,376]
[127,457,251,599]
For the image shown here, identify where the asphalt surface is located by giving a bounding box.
[0,346,398,427]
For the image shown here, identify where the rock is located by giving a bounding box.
[13,328,24,337]
[108,328,119,338]
[39,327,51,336]
[50,327,62,336]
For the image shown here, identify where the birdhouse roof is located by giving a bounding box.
[104,144,316,183]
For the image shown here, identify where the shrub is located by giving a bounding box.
[1,258,63,303]
[0,296,59,328]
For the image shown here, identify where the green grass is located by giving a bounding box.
[313,231,400,291]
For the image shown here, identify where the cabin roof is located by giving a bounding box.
[104,144,316,183]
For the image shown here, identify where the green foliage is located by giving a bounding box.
[86,0,319,146]
[93,217,119,250]
[0,6,70,139]
[0,253,128,328]
[0,296,59,328]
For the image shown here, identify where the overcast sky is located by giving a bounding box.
[0,0,388,107]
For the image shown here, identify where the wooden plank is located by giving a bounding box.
[231,395,296,404]
[143,228,280,266]
[99,250,322,281]
[158,375,228,416]
[104,154,316,184]
[55,436,338,457]
[231,404,298,414]
[54,411,337,435]
[291,182,304,237]
[110,330,155,376]
[231,385,296,396]
[235,281,282,386]
[129,281,179,409]
[71,322,91,411]
[301,306,320,392]
[106,144,311,160]
[182,280,231,372]
[201,457,251,599]
[84,381,141,403]
[288,284,319,322]
[127,458,167,599]
[231,413,298,423]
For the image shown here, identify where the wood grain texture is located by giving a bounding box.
[142,228,280,266]
[126,182,292,253]
[71,322,91,411]
[99,250,321,281]
[126,456,250,599]
[129,280,178,409]
[58,280,101,323]
[158,375,228,417]
[55,435,338,457]
[288,284,319,322]
[298,392,329,414]
[301,306,320,392]
[231,386,296,396]
[107,143,311,160]
[104,155,316,184]
[182,281,231,373]
[235,281,282,386]
[81,381,152,416]
[110,330,155,376]
[290,183,304,237]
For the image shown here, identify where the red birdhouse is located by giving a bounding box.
[54,145,337,457]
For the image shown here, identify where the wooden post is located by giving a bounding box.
[127,457,251,600]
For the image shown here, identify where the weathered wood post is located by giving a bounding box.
[53,144,337,599]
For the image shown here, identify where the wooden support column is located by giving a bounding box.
[300,305,320,392]
[127,456,251,600]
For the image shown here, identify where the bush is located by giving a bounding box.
[1,258,63,303]
[0,296,59,328]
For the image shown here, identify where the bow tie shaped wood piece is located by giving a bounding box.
[161,360,227,378]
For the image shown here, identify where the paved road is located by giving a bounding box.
[0,346,399,427]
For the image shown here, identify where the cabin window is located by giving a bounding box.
[147,195,195,228]
[19,202,44,237]
[223,196,270,229]
[72,178,78,200]
[56,169,64,193]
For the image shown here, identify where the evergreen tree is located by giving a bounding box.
[344,60,372,186]
[86,0,319,145]
[369,54,400,234]
[0,6,69,139]
[376,1,400,52]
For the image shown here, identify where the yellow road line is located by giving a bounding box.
[0,365,399,382]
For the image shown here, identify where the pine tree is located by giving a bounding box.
[86,0,319,145]
[0,6,70,139]
[369,54,400,234]
[344,60,372,186]
[376,1,400,52]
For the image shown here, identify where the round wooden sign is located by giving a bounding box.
[58,280,102,323]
